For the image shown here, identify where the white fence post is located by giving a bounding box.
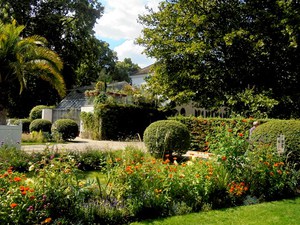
[277,134,285,155]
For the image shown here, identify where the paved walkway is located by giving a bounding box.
[21,137,146,153]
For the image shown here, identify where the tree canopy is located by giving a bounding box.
[0,21,65,124]
[137,0,300,118]
[0,0,122,117]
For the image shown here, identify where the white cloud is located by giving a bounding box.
[94,0,161,68]
[94,0,160,40]
[115,40,155,68]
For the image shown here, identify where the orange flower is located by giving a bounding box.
[277,170,283,175]
[10,203,18,208]
[43,218,52,223]
[270,172,274,176]
[30,196,35,200]
[228,129,233,132]
[238,133,244,137]
[21,191,27,195]
[242,119,247,123]
[221,156,227,161]
[14,177,22,182]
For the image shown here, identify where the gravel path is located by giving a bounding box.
[21,137,146,153]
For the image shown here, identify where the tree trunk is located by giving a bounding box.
[0,107,7,125]
[0,83,8,125]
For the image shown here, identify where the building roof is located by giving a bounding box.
[56,85,92,109]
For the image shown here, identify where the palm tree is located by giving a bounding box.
[0,20,66,125]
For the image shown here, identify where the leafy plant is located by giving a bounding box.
[51,119,79,141]
[29,119,52,133]
[143,120,191,158]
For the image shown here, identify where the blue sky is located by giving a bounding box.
[93,0,161,68]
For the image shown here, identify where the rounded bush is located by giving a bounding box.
[12,118,31,133]
[143,120,190,158]
[251,120,300,165]
[29,105,53,120]
[51,119,79,141]
[29,119,52,133]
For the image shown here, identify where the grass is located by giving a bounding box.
[131,197,300,225]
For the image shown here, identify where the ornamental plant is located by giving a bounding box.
[51,119,79,141]
[0,168,50,224]
[143,120,191,158]
[251,120,300,169]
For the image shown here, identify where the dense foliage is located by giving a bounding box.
[12,118,31,133]
[0,21,65,124]
[51,119,79,141]
[251,120,300,168]
[81,104,167,140]
[171,116,267,151]
[143,120,191,158]
[29,105,53,121]
[29,119,52,133]
[1,130,299,224]
[137,0,300,118]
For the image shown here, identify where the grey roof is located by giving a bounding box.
[56,85,93,109]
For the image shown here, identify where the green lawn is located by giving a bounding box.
[131,197,300,225]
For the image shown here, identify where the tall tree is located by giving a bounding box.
[0,0,105,87]
[137,0,300,118]
[112,58,140,82]
[0,21,65,124]
[0,0,118,117]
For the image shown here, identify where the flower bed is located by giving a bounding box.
[0,120,299,224]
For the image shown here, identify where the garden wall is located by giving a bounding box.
[0,124,22,149]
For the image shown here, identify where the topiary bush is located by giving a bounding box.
[251,120,300,167]
[143,120,190,158]
[29,119,52,133]
[12,118,31,133]
[51,119,79,141]
[29,105,53,120]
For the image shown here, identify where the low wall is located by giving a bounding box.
[0,124,22,149]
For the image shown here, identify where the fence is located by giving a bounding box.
[42,108,81,125]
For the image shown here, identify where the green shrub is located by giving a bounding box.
[29,105,53,120]
[51,119,79,141]
[251,120,300,166]
[12,118,31,133]
[143,120,190,158]
[29,119,52,133]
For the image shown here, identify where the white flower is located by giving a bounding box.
[28,164,35,171]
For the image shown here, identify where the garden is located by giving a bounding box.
[1,116,299,224]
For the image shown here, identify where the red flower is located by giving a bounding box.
[10,203,18,208]
[238,133,244,137]
[221,156,227,161]
[14,177,22,182]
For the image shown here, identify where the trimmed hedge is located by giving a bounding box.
[29,105,53,120]
[143,120,191,158]
[12,118,31,133]
[29,119,52,133]
[81,104,167,140]
[170,116,267,151]
[51,119,79,141]
[251,120,300,165]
